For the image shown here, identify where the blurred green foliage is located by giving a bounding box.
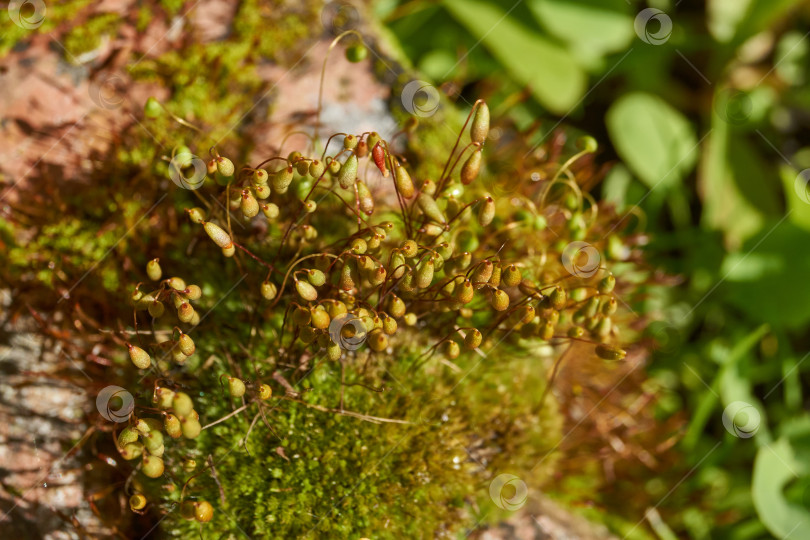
[380,0,810,538]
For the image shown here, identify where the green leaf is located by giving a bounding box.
[527,0,634,66]
[727,0,805,45]
[444,0,586,113]
[722,222,810,329]
[753,433,810,538]
[699,112,781,245]
[606,92,699,190]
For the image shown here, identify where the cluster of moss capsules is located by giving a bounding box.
[113,93,630,533]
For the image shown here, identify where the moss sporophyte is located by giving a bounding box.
[89,34,644,537]
[104,81,640,536]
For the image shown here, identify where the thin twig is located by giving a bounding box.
[201,404,249,431]
[282,397,410,425]
[206,455,226,505]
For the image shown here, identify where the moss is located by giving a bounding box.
[150,336,562,538]
[0,0,94,57]
[63,13,120,61]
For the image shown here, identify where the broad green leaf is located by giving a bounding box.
[527,0,634,67]
[708,0,802,44]
[605,92,698,190]
[444,0,585,113]
[722,222,810,329]
[699,110,781,245]
[733,0,805,45]
[753,435,810,538]
[707,0,755,42]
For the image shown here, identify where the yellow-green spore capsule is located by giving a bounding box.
[186,207,205,224]
[478,196,495,226]
[259,384,272,400]
[261,203,280,220]
[272,165,294,193]
[357,180,374,215]
[172,392,194,417]
[216,156,234,177]
[502,265,521,287]
[490,289,509,311]
[241,190,259,218]
[309,160,325,178]
[368,331,388,352]
[127,343,151,369]
[394,163,415,198]
[142,455,164,478]
[253,168,268,185]
[119,442,144,460]
[146,258,162,281]
[181,417,202,439]
[261,281,278,300]
[194,501,214,523]
[595,344,626,360]
[164,414,182,438]
[464,329,482,349]
[130,493,147,512]
[202,221,232,249]
[228,377,246,398]
[416,192,446,224]
[460,148,482,185]
[253,184,270,200]
[338,154,358,189]
[550,286,567,310]
[148,300,165,318]
[470,102,490,144]
[295,280,318,302]
[178,333,195,356]
[184,284,202,300]
[415,258,435,288]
